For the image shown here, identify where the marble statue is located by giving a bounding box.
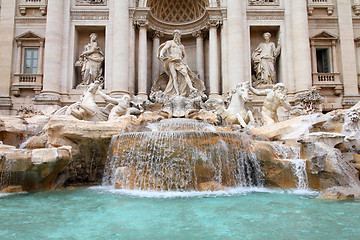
[98,90,142,121]
[250,83,292,126]
[209,81,255,127]
[75,33,104,85]
[341,109,360,152]
[252,32,281,86]
[157,30,203,97]
[66,80,107,121]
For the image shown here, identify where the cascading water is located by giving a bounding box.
[0,154,19,188]
[102,119,264,191]
[271,142,309,189]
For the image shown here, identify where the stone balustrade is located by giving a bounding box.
[312,73,342,95]
[11,73,43,96]
[307,0,335,15]
[353,0,360,15]
[18,0,47,15]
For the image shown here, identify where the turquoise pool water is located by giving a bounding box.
[0,187,359,240]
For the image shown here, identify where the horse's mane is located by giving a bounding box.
[224,83,241,108]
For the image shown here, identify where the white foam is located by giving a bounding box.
[0,192,27,198]
[89,186,319,198]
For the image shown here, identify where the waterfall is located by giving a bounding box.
[102,119,264,191]
[271,142,309,190]
[0,155,18,188]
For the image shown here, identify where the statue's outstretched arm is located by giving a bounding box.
[280,98,292,111]
[249,85,269,96]
[98,90,119,105]
[158,41,170,60]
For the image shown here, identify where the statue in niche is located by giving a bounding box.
[252,32,281,86]
[156,30,205,98]
[75,33,104,86]
[65,80,107,121]
[249,83,292,126]
[98,90,143,121]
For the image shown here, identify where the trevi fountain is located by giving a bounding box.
[1,17,360,240]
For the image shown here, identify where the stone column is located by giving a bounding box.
[193,30,205,82]
[221,14,229,93]
[209,21,220,98]
[128,10,136,95]
[37,42,44,75]
[112,0,129,96]
[152,31,162,83]
[311,43,317,73]
[331,41,338,73]
[0,0,16,110]
[337,0,358,97]
[137,20,148,100]
[16,42,22,74]
[227,0,244,86]
[291,0,312,93]
[41,0,65,98]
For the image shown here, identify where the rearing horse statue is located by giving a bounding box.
[209,81,255,128]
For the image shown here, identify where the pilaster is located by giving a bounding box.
[227,0,245,87]
[337,0,359,104]
[0,0,16,111]
[291,0,312,93]
[37,0,65,105]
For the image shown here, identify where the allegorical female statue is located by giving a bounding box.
[252,32,281,86]
[75,33,104,85]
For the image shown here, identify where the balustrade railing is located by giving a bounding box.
[18,0,47,15]
[307,0,334,15]
[312,73,341,85]
[11,73,43,96]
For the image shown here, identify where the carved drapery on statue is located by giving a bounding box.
[75,33,104,86]
[252,32,280,86]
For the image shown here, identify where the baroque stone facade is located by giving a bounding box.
[0,0,359,114]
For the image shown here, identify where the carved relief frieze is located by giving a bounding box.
[75,0,107,6]
[70,10,109,20]
[248,0,279,6]
[247,11,284,21]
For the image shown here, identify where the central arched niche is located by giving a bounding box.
[147,0,208,23]
[145,0,213,35]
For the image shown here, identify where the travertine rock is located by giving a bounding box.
[198,181,226,191]
[0,185,24,194]
[0,147,71,190]
[251,114,326,140]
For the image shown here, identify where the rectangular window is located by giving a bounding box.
[23,48,38,74]
[316,48,330,73]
